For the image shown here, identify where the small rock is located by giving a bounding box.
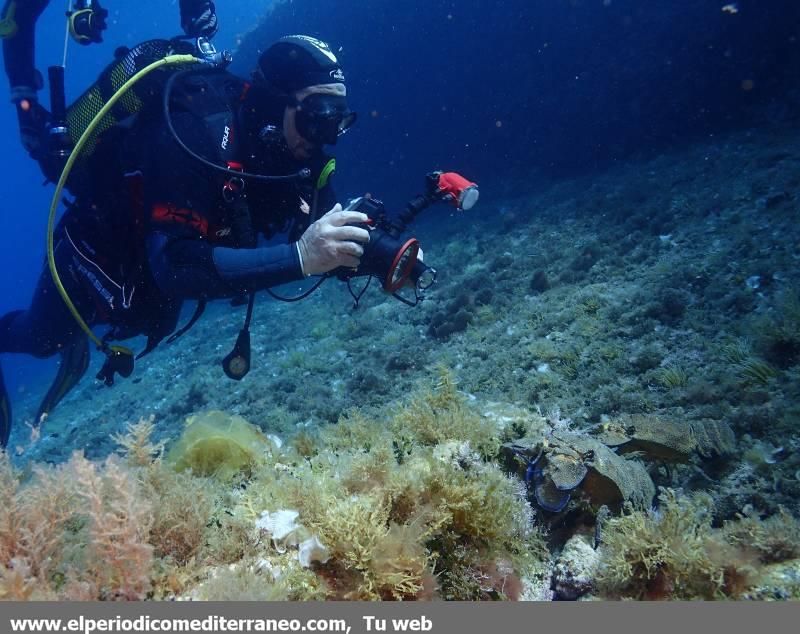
[552,535,600,600]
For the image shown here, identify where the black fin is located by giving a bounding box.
[0,363,10,448]
[34,336,90,427]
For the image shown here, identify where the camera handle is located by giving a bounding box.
[389,172,444,235]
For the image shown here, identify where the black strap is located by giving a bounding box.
[266,275,328,303]
[166,298,207,345]
[243,292,255,330]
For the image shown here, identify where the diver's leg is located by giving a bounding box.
[0,267,86,359]
[0,362,10,447]
[0,233,95,447]
[33,334,89,428]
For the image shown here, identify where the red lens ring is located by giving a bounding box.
[384,239,420,292]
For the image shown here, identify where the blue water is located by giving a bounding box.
[1,0,798,402]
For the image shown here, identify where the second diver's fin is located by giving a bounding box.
[0,1,18,39]
[0,363,11,448]
[34,336,90,428]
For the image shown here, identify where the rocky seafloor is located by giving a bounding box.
[2,121,800,600]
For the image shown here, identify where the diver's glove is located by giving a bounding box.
[180,0,218,38]
[68,1,108,45]
[15,97,48,158]
[295,203,370,276]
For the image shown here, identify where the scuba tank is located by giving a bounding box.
[56,38,202,193]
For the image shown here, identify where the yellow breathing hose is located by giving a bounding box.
[46,54,201,357]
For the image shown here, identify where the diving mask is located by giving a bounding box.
[293,93,357,146]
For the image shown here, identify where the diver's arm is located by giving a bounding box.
[146,205,370,298]
[2,0,49,99]
[2,0,58,167]
[146,231,304,300]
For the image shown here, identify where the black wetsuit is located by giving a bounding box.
[0,67,336,445]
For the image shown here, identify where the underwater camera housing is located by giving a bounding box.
[340,196,429,294]
[337,171,479,306]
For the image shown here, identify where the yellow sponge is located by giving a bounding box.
[167,411,269,480]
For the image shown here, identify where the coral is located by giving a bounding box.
[505,432,656,512]
[758,291,800,369]
[739,358,779,385]
[369,522,432,600]
[68,453,154,601]
[143,466,213,566]
[595,415,735,462]
[192,564,291,601]
[390,368,500,460]
[298,535,330,568]
[319,409,388,454]
[202,511,259,566]
[529,270,550,294]
[112,416,165,467]
[723,508,800,564]
[655,365,689,390]
[303,494,427,600]
[227,376,550,601]
[423,460,532,545]
[0,452,74,599]
[166,411,272,480]
[743,560,800,600]
[720,337,779,385]
[289,429,319,458]
[190,557,325,601]
[256,510,306,552]
[596,489,755,600]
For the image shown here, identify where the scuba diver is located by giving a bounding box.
[0,2,478,449]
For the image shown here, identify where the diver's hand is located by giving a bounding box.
[180,0,218,38]
[296,204,370,275]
